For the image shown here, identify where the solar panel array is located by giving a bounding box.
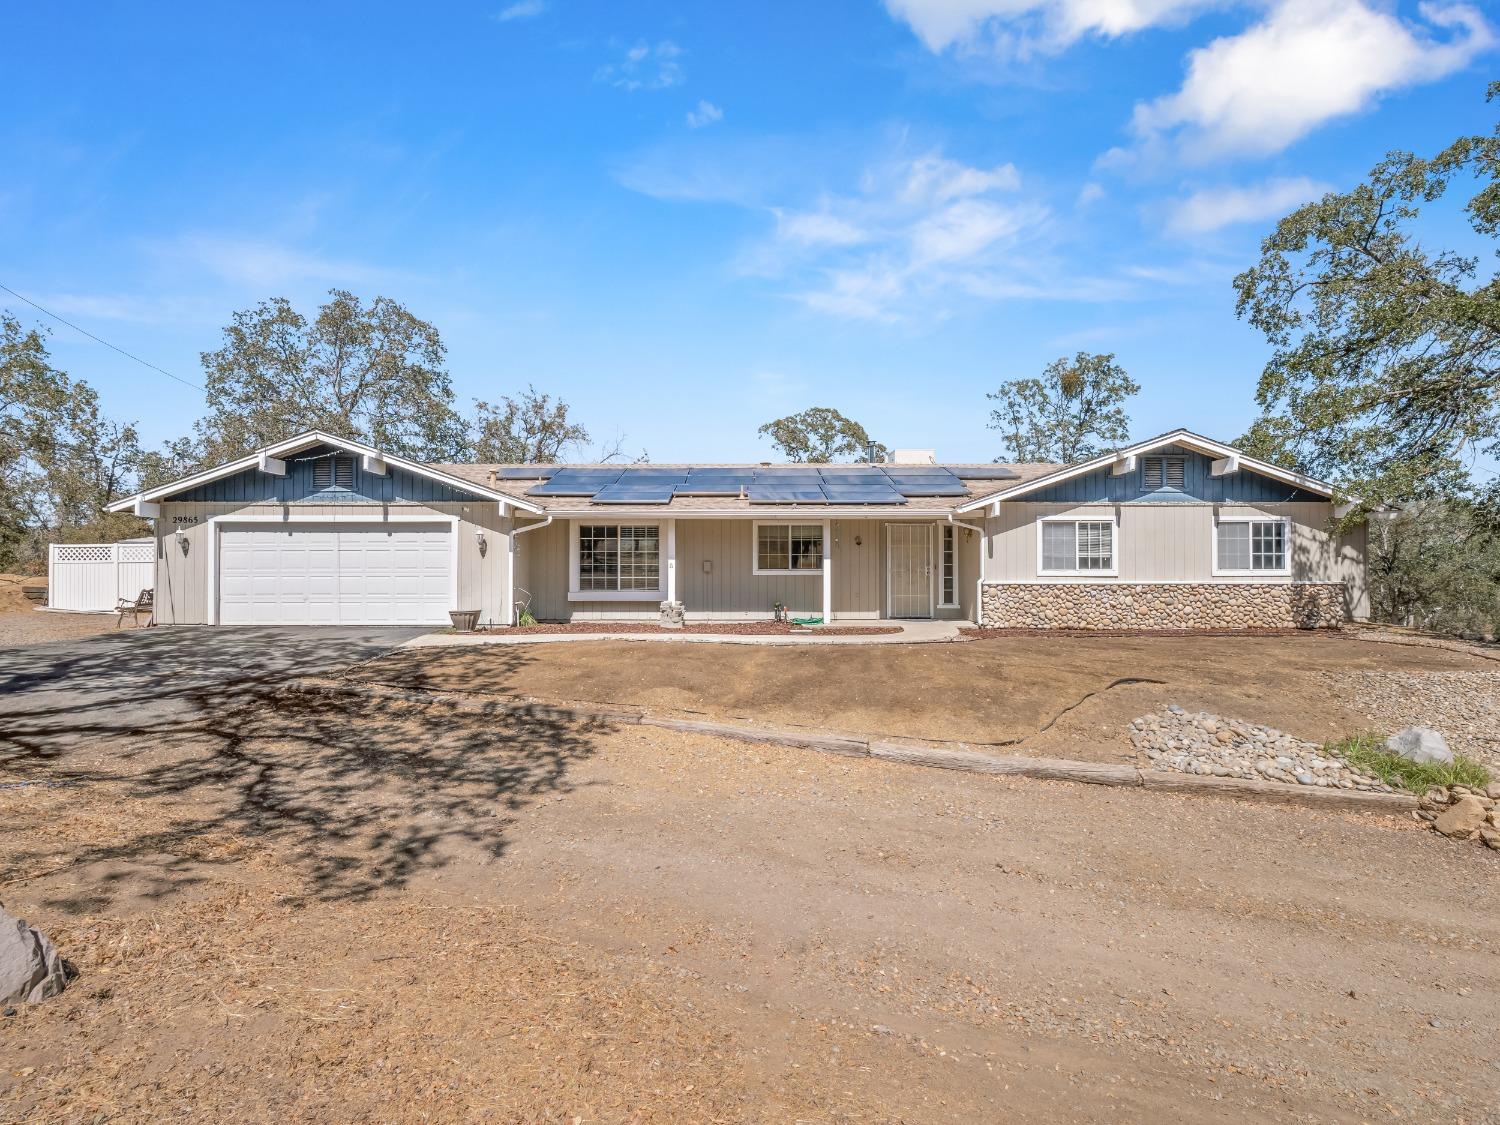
[522,464,1016,505]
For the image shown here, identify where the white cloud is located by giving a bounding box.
[155,235,401,288]
[1076,181,1105,207]
[774,210,870,247]
[751,149,1054,321]
[1132,0,1495,158]
[883,0,1213,56]
[901,152,1020,202]
[686,99,723,128]
[1167,176,1330,234]
[595,40,684,91]
[494,0,546,21]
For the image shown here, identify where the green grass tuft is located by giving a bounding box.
[1332,733,1492,792]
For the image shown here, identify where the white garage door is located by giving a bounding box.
[218,523,452,625]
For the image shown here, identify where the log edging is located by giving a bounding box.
[281,678,1418,816]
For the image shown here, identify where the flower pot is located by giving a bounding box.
[449,609,481,633]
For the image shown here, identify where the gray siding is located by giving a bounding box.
[516,517,980,622]
[152,499,513,625]
[981,500,1368,616]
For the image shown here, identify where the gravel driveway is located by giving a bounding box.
[3,684,1496,1121]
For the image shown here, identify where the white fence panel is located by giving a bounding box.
[47,541,155,612]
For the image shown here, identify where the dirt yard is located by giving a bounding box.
[355,631,1498,764]
[3,679,1498,1122]
[0,608,131,648]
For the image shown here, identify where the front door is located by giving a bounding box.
[887,524,932,619]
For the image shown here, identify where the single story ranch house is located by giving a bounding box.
[107,427,1369,631]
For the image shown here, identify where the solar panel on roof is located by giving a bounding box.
[949,466,1022,479]
[591,484,674,504]
[878,465,952,477]
[747,486,828,504]
[527,468,624,496]
[615,469,689,482]
[820,485,907,504]
[884,482,968,497]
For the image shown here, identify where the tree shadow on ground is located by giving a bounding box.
[1,634,608,912]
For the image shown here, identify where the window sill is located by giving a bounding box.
[568,589,665,602]
[1037,570,1119,579]
[1211,570,1291,579]
[752,569,824,577]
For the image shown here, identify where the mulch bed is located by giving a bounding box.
[474,622,904,637]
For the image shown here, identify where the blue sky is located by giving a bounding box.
[3,0,1495,463]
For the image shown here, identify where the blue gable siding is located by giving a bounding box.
[1023,446,1324,505]
[172,444,476,505]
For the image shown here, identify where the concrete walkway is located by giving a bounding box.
[403,619,965,649]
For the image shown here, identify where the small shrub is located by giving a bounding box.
[1332,733,1492,792]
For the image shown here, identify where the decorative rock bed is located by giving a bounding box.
[1128,706,1397,793]
[1416,786,1500,850]
[981,582,1346,630]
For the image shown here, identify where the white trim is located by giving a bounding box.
[1210,454,1239,477]
[568,520,666,602]
[1110,453,1137,476]
[821,518,832,622]
[205,511,460,626]
[665,518,677,603]
[750,520,826,577]
[935,521,959,607]
[956,428,1337,512]
[361,453,388,476]
[1211,514,1291,577]
[1036,514,1119,578]
[133,498,161,518]
[543,507,957,520]
[107,429,543,514]
[885,522,934,620]
[258,452,287,476]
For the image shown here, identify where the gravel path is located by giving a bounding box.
[1325,669,1500,769]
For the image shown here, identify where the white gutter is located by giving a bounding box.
[505,514,554,626]
[948,512,987,626]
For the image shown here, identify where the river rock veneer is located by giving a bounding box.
[1129,706,1396,793]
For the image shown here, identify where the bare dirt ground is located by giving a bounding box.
[2,684,1497,1122]
[354,632,1494,763]
[0,608,131,648]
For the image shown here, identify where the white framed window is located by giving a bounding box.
[1142,456,1185,491]
[937,523,958,606]
[570,523,663,600]
[1038,516,1117,576]
[753,522,824,575]
[1213,516,1290,576]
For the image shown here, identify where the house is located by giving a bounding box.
[106,428,1368,630]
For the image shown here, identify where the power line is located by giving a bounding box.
[0,281,204,392]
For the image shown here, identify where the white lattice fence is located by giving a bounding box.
[47,540,155,611]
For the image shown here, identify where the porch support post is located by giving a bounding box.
[821,519,832,623]
[665,518,677,603]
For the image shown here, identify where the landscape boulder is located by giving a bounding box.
[1384,726,1454,767]
[0,906,67,1006]
[1432,796,1489,841]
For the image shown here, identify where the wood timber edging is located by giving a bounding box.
[283,678,1419,816]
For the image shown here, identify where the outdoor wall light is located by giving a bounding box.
[854,534,863,547]
[174,527,189,555]
[474,528,488,557]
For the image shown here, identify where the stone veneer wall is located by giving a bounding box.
[980,582,1347,630]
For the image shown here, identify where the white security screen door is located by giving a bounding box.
[887,524,933,619]
[218,523,451,625]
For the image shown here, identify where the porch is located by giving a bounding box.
[511,516,981,626]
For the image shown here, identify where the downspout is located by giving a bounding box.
[948,512,986,626]
[508,513,554,626]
